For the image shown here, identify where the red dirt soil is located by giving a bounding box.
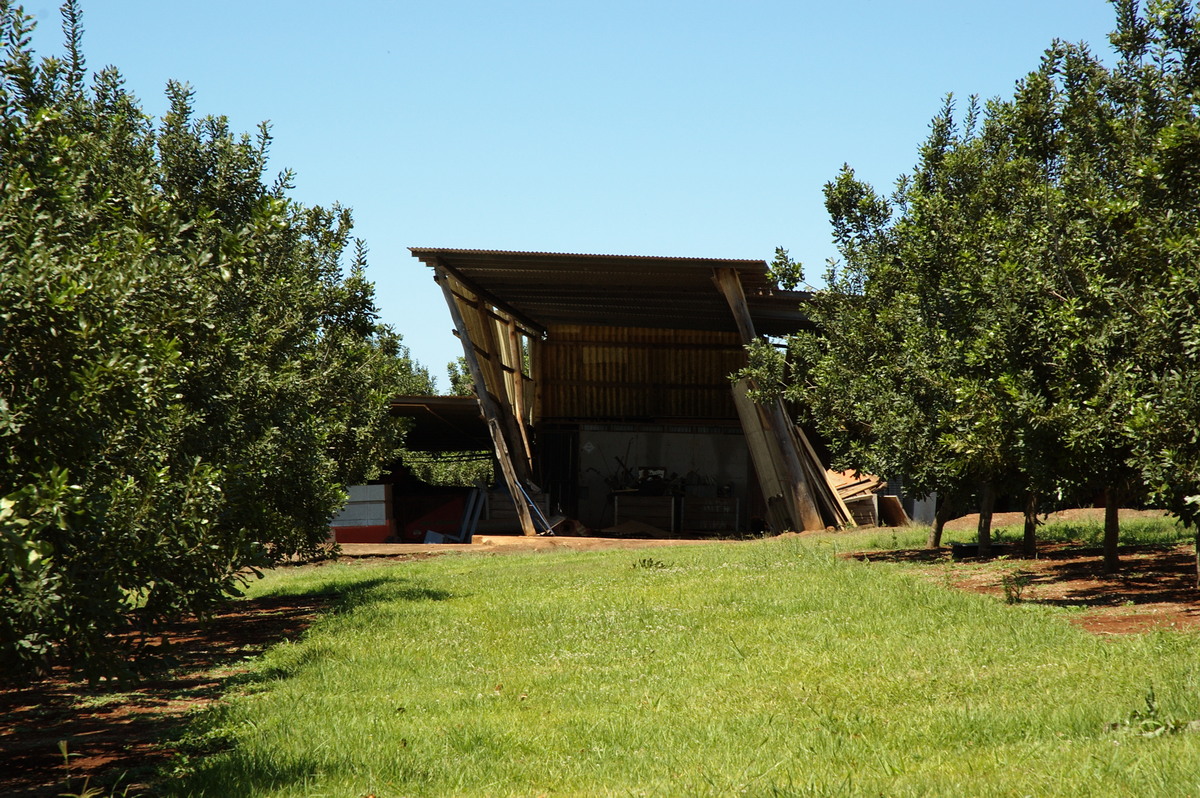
[0,594,326,797]
[842,507,1200,634]
[847,541,1200,634]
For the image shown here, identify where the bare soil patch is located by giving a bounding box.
[846,536,1200,635]
[335,534,727,559]
[941,506,1172,531]
[0,594,326,797]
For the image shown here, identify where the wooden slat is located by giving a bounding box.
[448,286,541,335]
[504,316,534,462]
[792,424,854,527]
[472,287,534,479]
[435,262,536,537]
[436,261,547,336]
[878,495,911,527]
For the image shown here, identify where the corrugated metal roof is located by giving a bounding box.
[410,248,812,336]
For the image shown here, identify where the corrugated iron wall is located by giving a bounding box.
[537,325,745,420]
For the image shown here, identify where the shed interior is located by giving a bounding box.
[401,248,848,538]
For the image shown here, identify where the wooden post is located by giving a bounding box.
[435,263,537,536]
[530,334,545,420]
[715,269,824,531]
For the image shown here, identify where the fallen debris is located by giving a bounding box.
[825,470,891,527]
[827,469,887,500]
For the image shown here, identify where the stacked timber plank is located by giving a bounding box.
[825,470,907,527]
[791,423,854,530]
[717,266,854,532]
[827,470,886,500]
[830,469,884,527]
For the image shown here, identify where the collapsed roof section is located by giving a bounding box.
[411,248,849,537]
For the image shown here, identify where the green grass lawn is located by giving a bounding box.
[168,534,1200,797]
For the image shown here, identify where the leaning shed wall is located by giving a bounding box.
[537,325,744,421]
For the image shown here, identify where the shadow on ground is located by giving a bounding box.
[847,541,1200,633]
[0,593,327,797]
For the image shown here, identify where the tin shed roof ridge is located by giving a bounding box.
[408,246,768,266]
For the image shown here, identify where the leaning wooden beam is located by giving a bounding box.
[473,300,533,479]
[437,261,547,338]
[713,268,760,345]
[767,397,823,531]
[791,423,854,527]
[733,379,792,534]
[715,268,824,532]
[459,300,533,483]
[787,422,854,528]
[435,262,537,537]
[505,319,534,462]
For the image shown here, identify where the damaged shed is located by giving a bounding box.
[411,248,852,537]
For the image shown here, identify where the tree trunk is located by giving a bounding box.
[1022,492,1038,558]
[1103,487,1120,573]
[927,496,953,549]
[1195,528,1199,590]
[977,483,996,558]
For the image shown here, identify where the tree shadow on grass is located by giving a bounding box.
[0,574,453,797]
[169,749,437,798]
[255,575,454,613]
[230,578,454,686]
[165,575,454,796]
[1022,545,1200,610]
[847,542,1200,620]
[0,592,324,797]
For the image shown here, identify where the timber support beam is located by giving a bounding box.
[435,261,538,536]
[714,268,825,532]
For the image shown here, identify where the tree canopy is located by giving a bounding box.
[0,1,429,677]
[750,0,1200,570]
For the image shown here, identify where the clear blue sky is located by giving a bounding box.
[30,1,1119,389]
